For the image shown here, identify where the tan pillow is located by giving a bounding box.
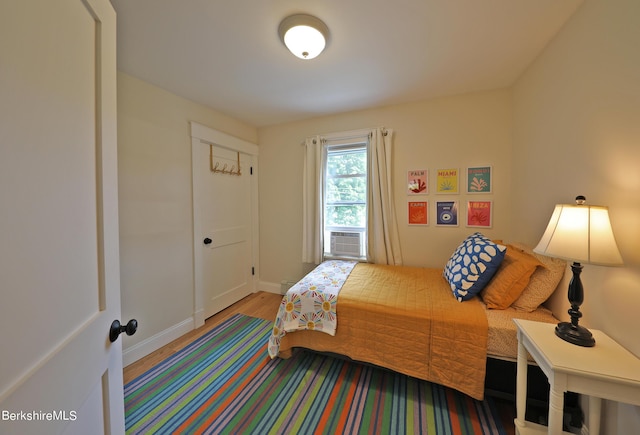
[510,242,567,312]
[480,244,543,309]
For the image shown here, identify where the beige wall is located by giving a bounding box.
[117,72,257,351]
[512,0,640,432]
[257,89,513,286]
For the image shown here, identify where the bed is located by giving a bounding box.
[268,233,567,401]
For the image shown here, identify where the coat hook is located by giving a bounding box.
[209,148,242,176]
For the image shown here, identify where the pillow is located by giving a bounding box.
[510,242,567,312]
[480,244,543,309]
[443,232,506,302]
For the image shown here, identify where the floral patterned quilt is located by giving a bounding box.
[268,260,357,358]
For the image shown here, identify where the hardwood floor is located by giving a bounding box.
[123,291,282,383]
[123,290,516,434]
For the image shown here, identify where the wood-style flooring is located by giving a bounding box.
[123,291,282,383]
[123,291,516,434]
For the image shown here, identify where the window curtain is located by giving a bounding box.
[301,128,402,265]
[367,128,402,265]
[302,136,324,264]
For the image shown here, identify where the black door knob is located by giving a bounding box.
[109,319,138,343]
[203,237,212,245]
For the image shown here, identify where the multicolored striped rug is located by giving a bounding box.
[125,314,507,434]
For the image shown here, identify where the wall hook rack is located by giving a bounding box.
[210,145,241,176]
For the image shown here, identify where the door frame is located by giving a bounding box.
[190,122,259,327]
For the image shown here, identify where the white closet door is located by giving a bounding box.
[201,145,254,318]
[191,124,259,325]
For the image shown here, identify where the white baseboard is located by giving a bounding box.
[123,287,282,367]
[194,308,205,329]
[123,317,194,367]
[259,280,284,295]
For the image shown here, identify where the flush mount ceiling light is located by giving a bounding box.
[278,14,329,60]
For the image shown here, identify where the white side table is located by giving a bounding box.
[514,319,640,435]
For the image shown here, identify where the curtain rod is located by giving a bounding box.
[300,127,388,145]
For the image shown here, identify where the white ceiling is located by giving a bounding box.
[110,0,583,128]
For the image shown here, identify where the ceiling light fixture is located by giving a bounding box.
[278,14,329,60]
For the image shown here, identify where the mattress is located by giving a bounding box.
[484,303,558,361]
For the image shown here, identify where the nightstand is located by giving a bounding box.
[513,319,640,435]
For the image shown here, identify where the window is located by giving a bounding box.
[323,142,367,258]
[303,127,399,265]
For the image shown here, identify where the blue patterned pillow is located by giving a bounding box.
[443,232,506,302]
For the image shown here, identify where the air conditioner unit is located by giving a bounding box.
[329,231,361,256]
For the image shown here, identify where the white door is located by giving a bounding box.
[199,145,254,319]
[0,0,125,434]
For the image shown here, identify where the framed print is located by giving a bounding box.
[467,200,493,228]
[436,168,459,194]
[436,201,459,226]
[408,201,428,225]
[407,169,428,195]
[467,166,492,194]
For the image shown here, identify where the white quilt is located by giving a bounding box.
[267,260,357,358]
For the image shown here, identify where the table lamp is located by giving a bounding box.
[534,196,623,347]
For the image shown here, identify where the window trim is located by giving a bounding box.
[322,138,369,260]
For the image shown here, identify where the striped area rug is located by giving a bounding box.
[125,314,507,434]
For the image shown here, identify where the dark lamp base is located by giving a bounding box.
[555,322,595,347]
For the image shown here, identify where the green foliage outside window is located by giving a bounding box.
[325,149,367,228]
[326,149,366,176]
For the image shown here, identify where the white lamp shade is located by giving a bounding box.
[279,14,329,60]
[534,203,623,266]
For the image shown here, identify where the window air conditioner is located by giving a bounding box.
[329,231,361,256]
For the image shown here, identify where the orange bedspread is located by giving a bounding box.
[276,263,489,400]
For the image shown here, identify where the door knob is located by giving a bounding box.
[109,319,138,343]
[203,237,212,245]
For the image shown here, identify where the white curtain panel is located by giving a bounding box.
[367,128,403,265]
[301,128,402,265]
[302,136,324,264]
